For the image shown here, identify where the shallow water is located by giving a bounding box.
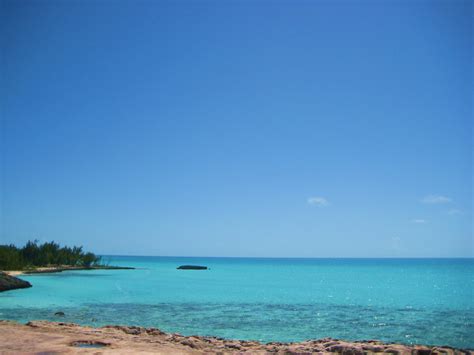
[1,257,473,348]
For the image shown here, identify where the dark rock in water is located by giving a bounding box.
[177,265,208,270]
[0,272,32,292]
[55,312,65,316]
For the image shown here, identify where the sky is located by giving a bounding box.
[1,0,472,257]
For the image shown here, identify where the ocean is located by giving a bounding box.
[1,257,473,348]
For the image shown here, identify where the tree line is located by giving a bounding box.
[0,240,102,271]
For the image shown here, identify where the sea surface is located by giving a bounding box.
[1,257,473,348]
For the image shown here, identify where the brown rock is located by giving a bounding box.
[362,344,385,352]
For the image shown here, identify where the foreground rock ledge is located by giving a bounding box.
[0,320,471,354]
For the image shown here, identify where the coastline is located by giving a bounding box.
[0,320,471,354]
[0,266,134,293]
[4,265,135,276]
[0,272,32,292]
[2,260,472,351]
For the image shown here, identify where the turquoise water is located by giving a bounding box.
[1,257,473,348]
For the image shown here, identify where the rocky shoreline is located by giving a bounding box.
[5,265,135,276]
[0,272,32,292]
[0,266,134,292]
[0,320,471,354]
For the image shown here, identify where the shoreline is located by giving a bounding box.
[0,320,471,354]
[4,265,135,276]
[0,272,32,292]
[1,266,134,292]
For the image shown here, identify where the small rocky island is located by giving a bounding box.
[177,265,208,270]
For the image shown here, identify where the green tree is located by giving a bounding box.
[0,240,102,270]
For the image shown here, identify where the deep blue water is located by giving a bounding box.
[1,257,473,348]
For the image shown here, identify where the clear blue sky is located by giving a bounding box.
[1,0,472,257]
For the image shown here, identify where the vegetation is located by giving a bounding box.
[0,240,102,271]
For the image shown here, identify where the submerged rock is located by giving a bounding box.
[0,272,32,292]
[176,265,208,270]
[54,312,65,316]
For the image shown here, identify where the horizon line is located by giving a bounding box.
[98,254,474,259]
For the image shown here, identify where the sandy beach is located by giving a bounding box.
[4,265,134,276]
[0,320,471,354]
[3,270,24,276]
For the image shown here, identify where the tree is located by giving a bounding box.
[0,241,102,270]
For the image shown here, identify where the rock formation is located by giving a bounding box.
[177,265,208,270]
[0,272,32,292]
[1,320,471,354]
